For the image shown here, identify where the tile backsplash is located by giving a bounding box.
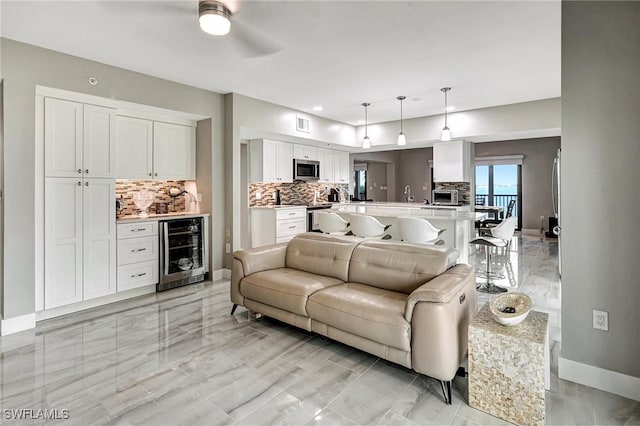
[116,180,186,216]
[250,182,349,206]
[434,182,471,205]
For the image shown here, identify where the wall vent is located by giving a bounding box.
[296,115,310,133]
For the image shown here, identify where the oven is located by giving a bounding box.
[158,216,209,292]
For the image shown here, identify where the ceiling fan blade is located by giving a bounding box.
[230,19,282,58]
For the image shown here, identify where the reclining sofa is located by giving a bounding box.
[230,233,477,404]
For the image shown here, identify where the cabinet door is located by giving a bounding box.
[261,139,279,182]
[153,122,196,180]
[115,116,153,179]
[45,98,83,177]
[84,105,116,178]
[83,179,117,300]
[433,140,468,182]
[334,151,350,183]
[318,148,335,182]
[276,141,293,182]
[45,178,83,309]
[293,144,317,161]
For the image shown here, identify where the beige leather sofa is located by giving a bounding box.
[231,233,477,404]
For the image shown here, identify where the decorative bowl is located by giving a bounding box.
[490,292,532,326]
[131,191,155,216]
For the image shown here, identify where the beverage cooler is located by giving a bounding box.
[158,216,209,291]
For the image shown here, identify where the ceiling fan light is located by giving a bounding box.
[362,136,371,149]
[199,2,231,36]
[397,132,406,146]
[441,127,451,142]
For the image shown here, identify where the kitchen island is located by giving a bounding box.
[331,203,483,263]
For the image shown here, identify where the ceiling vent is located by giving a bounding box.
[296,115,310,133]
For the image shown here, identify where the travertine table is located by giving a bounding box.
[468,304,549,426]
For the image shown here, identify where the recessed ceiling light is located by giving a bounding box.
[446,106,456,111]
[312,106,323,112]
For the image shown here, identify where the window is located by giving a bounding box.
[475,158,522,230]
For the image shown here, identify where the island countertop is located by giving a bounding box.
[330,205,484,221]
[117,212,210,223]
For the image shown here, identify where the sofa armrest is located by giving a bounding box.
[405,264,477,381]
[404,264,475,322]
[230,243,288,306]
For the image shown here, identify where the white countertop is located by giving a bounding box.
[117,212,210,223]
[333,202,469,210]
[330,205,484,221]
[250,205,309,210]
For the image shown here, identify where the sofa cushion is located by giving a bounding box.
[348,240,456,294]
[307,283,411,351]
[285,233,360,282]
[241,268,343,316]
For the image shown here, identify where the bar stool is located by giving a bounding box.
[471,216,517,294]
[317,211,350,235]
[397,216,445,245]
[349,214,390,238]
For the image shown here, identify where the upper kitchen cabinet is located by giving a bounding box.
[250,139,293,183]
[153,122,196,180]
[293,144,318,161]
[334,151,350,183]
[115,117,196,180]
[115,116,153,179]
[317,148,335,182]
[433,140,472,182]
[45,98,116,178]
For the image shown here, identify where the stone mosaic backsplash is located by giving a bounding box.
[434,181,471,205]
[250,182,349,206]
[116,180,186,216]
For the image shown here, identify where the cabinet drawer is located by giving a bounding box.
[276,209,306,220]
[276,234,297,244]
[117,260,158,292]
[117,236,158,265]
[276,218,306,237]
[117,221,157,239]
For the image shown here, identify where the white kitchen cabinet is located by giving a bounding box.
[433,140,472,182]
[334,151,350,183]
[153,121,196,180]
[250,139,293,183]
[115,116,153,179]
[45,99,115,178]
[115,117,195,180]
[250,207,307,247]
[318,148,335,182]
[116,221,159,291]
[44,177,116,309]
[293,144,318,161]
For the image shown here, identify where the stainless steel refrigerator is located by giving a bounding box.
[552,148,561,275]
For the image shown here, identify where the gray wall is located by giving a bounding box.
[365,162,387,202]
[395,148,433,204]
[475,137,560,230]
[562,1,640,379]
[1,38,225,319]
[351,151,399,201]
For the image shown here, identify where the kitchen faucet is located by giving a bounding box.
[404,184,413,203]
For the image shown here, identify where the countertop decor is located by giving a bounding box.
[490,292,533,326]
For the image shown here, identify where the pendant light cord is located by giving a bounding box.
[444,89,448,128]
[400,98,403,133]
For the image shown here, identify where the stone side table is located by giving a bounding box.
[468,304,549,426]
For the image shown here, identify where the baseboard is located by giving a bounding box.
[211,268,231,281]
[1,313,37,336]
[559,357,640,401]
[36,285,156,322]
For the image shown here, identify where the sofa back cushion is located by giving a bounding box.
[285,233,360,282]
[349,241,458,294]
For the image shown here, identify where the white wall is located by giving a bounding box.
[561,1,640,396]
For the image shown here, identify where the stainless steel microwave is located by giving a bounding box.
[293,159,320,181]
[432,189,460,205]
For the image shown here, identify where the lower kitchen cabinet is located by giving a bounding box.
[116,221,159,291]
[251,207,307,247]
[44,178,116,309]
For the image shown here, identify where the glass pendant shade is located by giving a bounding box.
[441,127,451,142]
[397,133,407,146]
[362,136,371,149]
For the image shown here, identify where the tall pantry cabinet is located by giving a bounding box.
[44,98,117,309]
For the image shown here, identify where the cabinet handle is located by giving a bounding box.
[131,248,147,253]
[77,169,82,174]
[289,225,296,229]
[130,228,146,232]
[154,172,158,177]
[85,182,89,186]
[130,272,147,278]
[77,181,82,186]
[288,212,295,215]
[85,169,89,174]
[148,172,152,177]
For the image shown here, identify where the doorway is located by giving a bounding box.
[475,163,522,230]
[353,163,367,200]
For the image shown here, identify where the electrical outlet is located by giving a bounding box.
[225,243,231,253]
[593,310,609,331]
[256,191,262,200]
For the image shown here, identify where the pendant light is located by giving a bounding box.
[361,102,371,149]
[199,1,232,36]
[440,87,452,141]
[397,96,407,146]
